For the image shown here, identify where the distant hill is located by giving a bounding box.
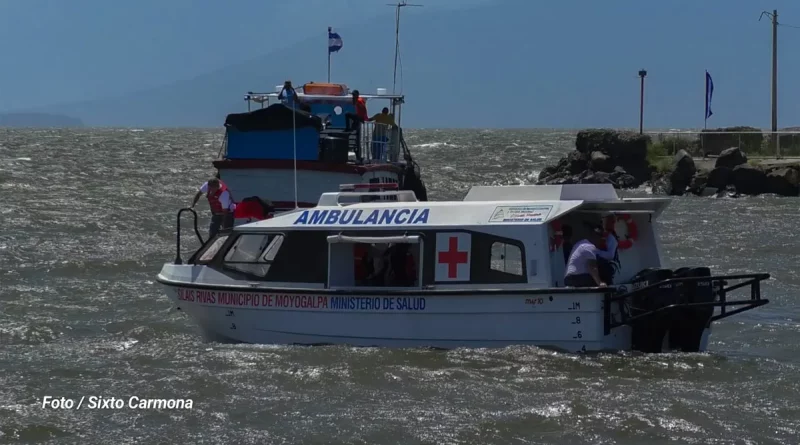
[11,0,797,129]
[18,0,541,129]
[0,112,84,128]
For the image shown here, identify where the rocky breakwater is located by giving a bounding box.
[537,129,653,189]
[660,147,800,197]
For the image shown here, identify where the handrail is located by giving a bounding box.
[175,208,205,265]
[608,273,769,305]
[603,272,770,335]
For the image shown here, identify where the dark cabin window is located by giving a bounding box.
[260,231,329,283]
[212,231,329,283]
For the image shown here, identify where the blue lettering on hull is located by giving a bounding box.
[294,208,430,225]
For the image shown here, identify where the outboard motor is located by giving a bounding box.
[627,268,676,353]
[667,267,714,352]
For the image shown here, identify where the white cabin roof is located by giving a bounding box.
[236,184,671,232]
[464,184,621,202]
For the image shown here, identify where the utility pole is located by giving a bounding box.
[638,69,647,134]
[387,1,423,94]
[760,10,779,155]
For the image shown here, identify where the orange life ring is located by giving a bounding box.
[604,213,638,250]
[549,220,564,252]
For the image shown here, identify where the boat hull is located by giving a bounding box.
[215,162,404,210]
[160,281,645,352]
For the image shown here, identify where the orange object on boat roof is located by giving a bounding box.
[302,82,348,96]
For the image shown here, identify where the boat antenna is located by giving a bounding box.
[387,1,422,94]
[292,95,298,209]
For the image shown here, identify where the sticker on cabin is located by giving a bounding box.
[488,205,552,223]
[435,233,471,282]
[293,208,430,226]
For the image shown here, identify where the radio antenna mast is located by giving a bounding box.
[387,1,422,94]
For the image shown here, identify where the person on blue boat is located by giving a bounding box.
[278,80,299,106]
[563,222,618,287]
[345,90,369,162]
[369,107,395,161]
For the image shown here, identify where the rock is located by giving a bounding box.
[615,159,653,185]
[688,171,708,195]
[538,130,651,189]
[730,164,766,195]
[649,173,670,195]
[706,167,732,190]
[538,165,560,182]
[764,167,800,196]
[667,150,696,195]
[598,166,636,188]
[590,151,613,172]
[575,129,650,160]
[715,147,748,169]
[560,151,589,175]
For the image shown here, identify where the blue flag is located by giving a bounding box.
[705,71,714,120]
[328,27,343,53]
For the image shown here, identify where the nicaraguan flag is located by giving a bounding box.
[705,71,714,120]
[328,27,343,53]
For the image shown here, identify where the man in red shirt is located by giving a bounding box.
[346,90,369,162]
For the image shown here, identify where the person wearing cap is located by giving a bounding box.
[563,223,618,287]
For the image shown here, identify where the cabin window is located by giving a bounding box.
[196,235,229,263]
[490,242,523,276]
[223,233,284,277]
[327,233,423,289]
[261,231,329,283]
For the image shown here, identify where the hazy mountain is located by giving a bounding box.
[0,113,83,128]
[20,0,554,128]
[10,0,800,129]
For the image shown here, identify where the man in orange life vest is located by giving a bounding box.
[345,90,369,162]
[191,178,236,238]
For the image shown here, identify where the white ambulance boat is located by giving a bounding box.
[157,183,770,353]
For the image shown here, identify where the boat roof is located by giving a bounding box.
[236,184,671,232]
[245,92,404,103]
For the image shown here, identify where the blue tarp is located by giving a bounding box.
[226,128,319,160]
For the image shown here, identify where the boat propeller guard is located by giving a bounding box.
[603,272,770,353]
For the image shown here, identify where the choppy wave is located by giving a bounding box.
[0,128,798,444]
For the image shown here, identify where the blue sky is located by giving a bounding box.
[1,0,799,129]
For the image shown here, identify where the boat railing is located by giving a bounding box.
[174,208,205,265]
[602,273,770,335]
[357,121,402,163]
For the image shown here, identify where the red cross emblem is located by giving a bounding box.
[438,236,469,279]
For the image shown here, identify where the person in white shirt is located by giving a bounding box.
[564,223,619,287]
[191,178,236,238]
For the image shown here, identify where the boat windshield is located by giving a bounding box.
[197,235,229,263]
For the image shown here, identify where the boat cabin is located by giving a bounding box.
[228,83,406,165]
[187,183,672,291]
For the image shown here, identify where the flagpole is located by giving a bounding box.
[327,27,331,83]
[704,71,707,130]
